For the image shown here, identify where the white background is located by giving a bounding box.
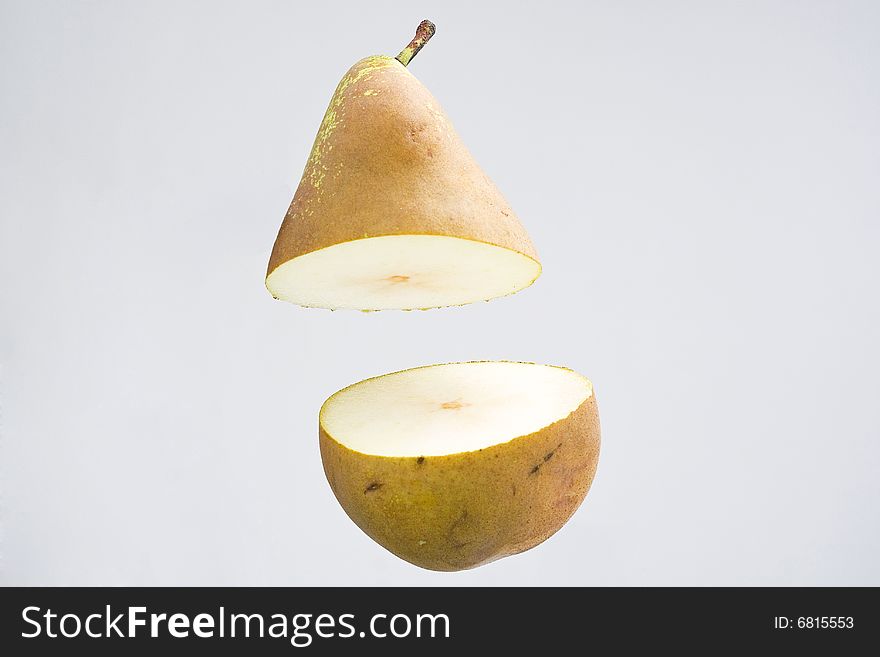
[2,1,878,585]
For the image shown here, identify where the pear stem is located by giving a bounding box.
[395,20,436,67]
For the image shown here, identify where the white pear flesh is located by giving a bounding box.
[266,235,540,311]
[319,361,601,570]
[321,361,590,456]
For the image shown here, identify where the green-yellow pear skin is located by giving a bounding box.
[319,392,600,571]
[266,22,537,282]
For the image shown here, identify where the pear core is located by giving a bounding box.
[320,361,592,456]
[266,235,540,310]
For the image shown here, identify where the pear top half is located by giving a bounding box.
[266,21,539,310]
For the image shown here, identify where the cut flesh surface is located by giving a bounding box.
[320,362,592,457]
[265,235,541,310]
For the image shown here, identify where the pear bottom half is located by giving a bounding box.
[318,361,600,571]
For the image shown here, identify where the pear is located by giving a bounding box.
[267,21,540,310]
[319,361,600,570]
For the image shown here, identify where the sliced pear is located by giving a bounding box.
[266,21,540,310]
[319,361,600,571]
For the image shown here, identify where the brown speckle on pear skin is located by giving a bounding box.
[364,482,383,494]
[448,510,473,549]
[530,443,563,475]
[544,443,562,462]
